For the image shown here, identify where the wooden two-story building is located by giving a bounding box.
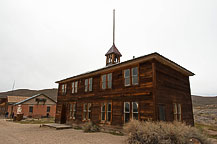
[55,43,194,126]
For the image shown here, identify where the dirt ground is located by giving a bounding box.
[0,119,126,144]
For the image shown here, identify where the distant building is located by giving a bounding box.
[0,96,29,117]
[13,94,56,118]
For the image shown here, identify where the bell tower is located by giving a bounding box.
[105,9,122,66]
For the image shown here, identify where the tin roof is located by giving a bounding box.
[14,93,56,105]
[105,44,122,56]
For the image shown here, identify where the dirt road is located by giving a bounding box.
[0,119,126,144]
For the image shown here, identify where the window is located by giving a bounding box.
[70,104,73,118]
[72,103,76,119]
[72,82,74,93]
[85,78,93,92]
[89,78,92,91]
[61,84,67,95]
[101,102,112,122]
[177,104,181,121]
[124,67,139,86]
[124,102,130,123]
[132,102,138,120]
[158,105,166,121]
[83,103,91,120]
[124,69,130,86]
[72,81,78,94]
[132,67,138,85]
[101,103,106,121]
[107,103,111,121]
[173,103,181,121]
[47,106,50,113]
[85,79,88,92]
[83,104,87,120]
[101,73,112,89]
[75,81,78,93]
[29,106,33,113]
[173,103,177,121]
[88,103,91,120]
[173,103,182,121]
[102,75,106,89]
[70,103,76,119]
[124,102,139,123]
[108,73,112,89]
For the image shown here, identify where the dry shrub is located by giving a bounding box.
[124,120,210,144]
[82,121,100,133]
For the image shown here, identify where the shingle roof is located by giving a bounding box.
[7,96,29,103]
[105,44,122,56]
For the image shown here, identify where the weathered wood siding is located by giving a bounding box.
[55,61,154,125]
[155,61,194,125]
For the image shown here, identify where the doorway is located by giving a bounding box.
[60,104,67,124]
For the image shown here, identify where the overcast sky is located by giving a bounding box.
[0,0,217,96]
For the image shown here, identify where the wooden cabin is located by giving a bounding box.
[55,46,194,126]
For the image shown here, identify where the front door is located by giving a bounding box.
[60,104,67,124]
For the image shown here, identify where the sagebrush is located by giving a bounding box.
[124,120,210,144]
[82,122,100,133]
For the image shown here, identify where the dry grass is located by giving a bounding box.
[124,120,210,144]
[82,121,100,133]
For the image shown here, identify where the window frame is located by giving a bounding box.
[124,69,131,86]
[100,102,112,123]
[101,73,112,90]
[124,102,130,123]
[61,84,67,95]
[29,106,33,113]
[72,103,76,119]
[124,66,139,87]
[47,106,50,113]
[132,67,138,85]
[132,102,138,120]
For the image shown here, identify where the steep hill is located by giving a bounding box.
[0,89,58,101]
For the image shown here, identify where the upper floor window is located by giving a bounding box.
[61,84,67,95]
[85,78,93,92]
[101,73,112,89]
[72,81,78,94]
[132,67,138,85]
[124,67,138,86]
[124,69,130,86]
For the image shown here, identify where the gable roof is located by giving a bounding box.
[14,93,56,105]
[105,44,122,56]
[56,52,194,84]
[7,96,29,103]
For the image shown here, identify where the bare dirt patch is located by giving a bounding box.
[0,119,126,144]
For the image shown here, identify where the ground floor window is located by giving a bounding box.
[173,103,181,121]
[47,106,50,113]
[158,105,166,121]
[101,102,112,122]
[72,103,76,119]
[29,106,33,113]
[83,103,91,120]
[124,102,138,123]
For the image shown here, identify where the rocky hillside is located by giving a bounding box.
[0,89,58,101]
